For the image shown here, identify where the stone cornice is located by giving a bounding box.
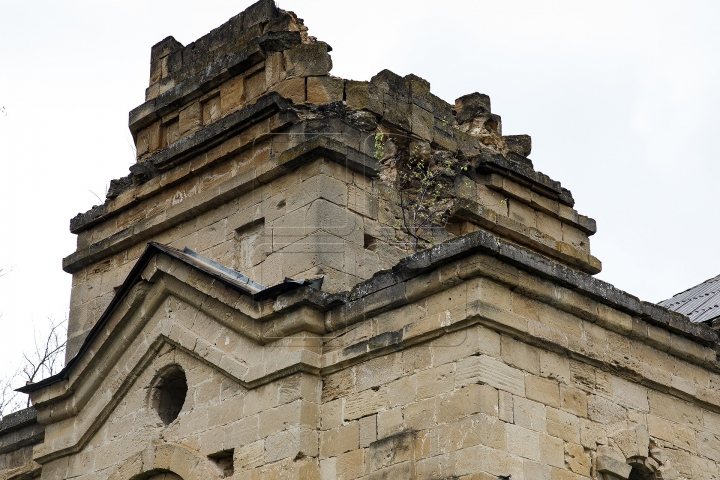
[63,134,378,273]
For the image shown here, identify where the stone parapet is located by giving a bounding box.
[0,408,43,480]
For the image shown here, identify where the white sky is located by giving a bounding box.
[1,0,719,385]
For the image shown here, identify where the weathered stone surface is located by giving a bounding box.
[16,2,720,480]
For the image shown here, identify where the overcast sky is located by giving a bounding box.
[1,0,719,387]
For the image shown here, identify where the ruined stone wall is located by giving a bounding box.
[28,1,720,479]
[29,230,720,480]
[63,0,599,361]
[316,248,720,480]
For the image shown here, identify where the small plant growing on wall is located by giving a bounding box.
[374,132,469,252]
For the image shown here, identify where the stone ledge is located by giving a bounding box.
[452,199,601,274]
[72,92,296,234]
[0,408,36,437]
[473,150,575,207]
[482,173,596,234]
[329,228,717,348]
[130,40,267,134]
[63,135,378,273]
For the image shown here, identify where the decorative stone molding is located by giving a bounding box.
[109,442,222,480]
[596,425,679,480]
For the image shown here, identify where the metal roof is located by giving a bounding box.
[18,243,323,394]
[658,274,720,324]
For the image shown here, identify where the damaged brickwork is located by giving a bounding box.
[4,1,720,479]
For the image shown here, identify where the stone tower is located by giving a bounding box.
[3,1,720,479]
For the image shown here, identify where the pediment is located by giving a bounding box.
[26,245,323,464]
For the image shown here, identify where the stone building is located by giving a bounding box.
[3,1,720,478]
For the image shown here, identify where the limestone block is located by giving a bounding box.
[348,184,377,219]
[514,396,547,433]
[235,440,264,470]
[386,375,417,408]
[359,414,377,447]
[535,211,563,241]
[345,81,383,114]
[417,363,455,400]
[307,76,343,104]
[501,336,540,375]
[369,431,414,472]
[411,104,433,140]
[136,128,149,156]
[148,120,162,152]
[537,303,583,338]
[320,457,337,480]
[244,69,267,103]
[564,442,591,476]
[507,424,540,461]
[377,407,404,439]
[452,412,507,451]
[430,326,501,367]
[265,52,285,88]
[320,422,359,458]
[569,361,596,392]
[270,77,305,104]
[286,174,348,213]
[284,43,332,77]
[562,223,589,253]
[612,376,649,412]
[402,344,432,374]
[499,390,513,423]
[540,433,565,468]
[524,459,552,480]
[588,395,627,425]
[415,454,455,480]
[336,449,365,480]
[355,353,403,392]
[220,75,245,115]
[526,375,561,408]
[321,398,343,430]
[202,95,221,125]
[367,461,411,478]
[271,199,363,251]
[456,355,525,397]
[560,385,588,418]
[671,423,697,453]
[539,351,571,386]
[470,276,514,312]
[344,388,388,421]
[547,407,580,443]
[436,384,498,424]
[403,397,436,431]
[697,431,720,462]
[579,418,606,449]
[258,399,319,438]
[220,414,259,450]
[458,445,524,478]
[597,447,632,479]
[264,426,318,463]
[648,391,702,427]
[508,198,536,229]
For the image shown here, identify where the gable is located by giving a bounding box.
[27,248,323,466]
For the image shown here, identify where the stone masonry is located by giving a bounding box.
[2,1,720,479]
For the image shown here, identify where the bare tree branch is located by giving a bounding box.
[0,317,68,418]
[0,370,23,421]
[20,318,67,406]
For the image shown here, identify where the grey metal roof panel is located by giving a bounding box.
[18,243,323,394]
[658,274,720,324]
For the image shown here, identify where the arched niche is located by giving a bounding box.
[596,424,679,480]
[147,475,183,480]
[110,443,223,480]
